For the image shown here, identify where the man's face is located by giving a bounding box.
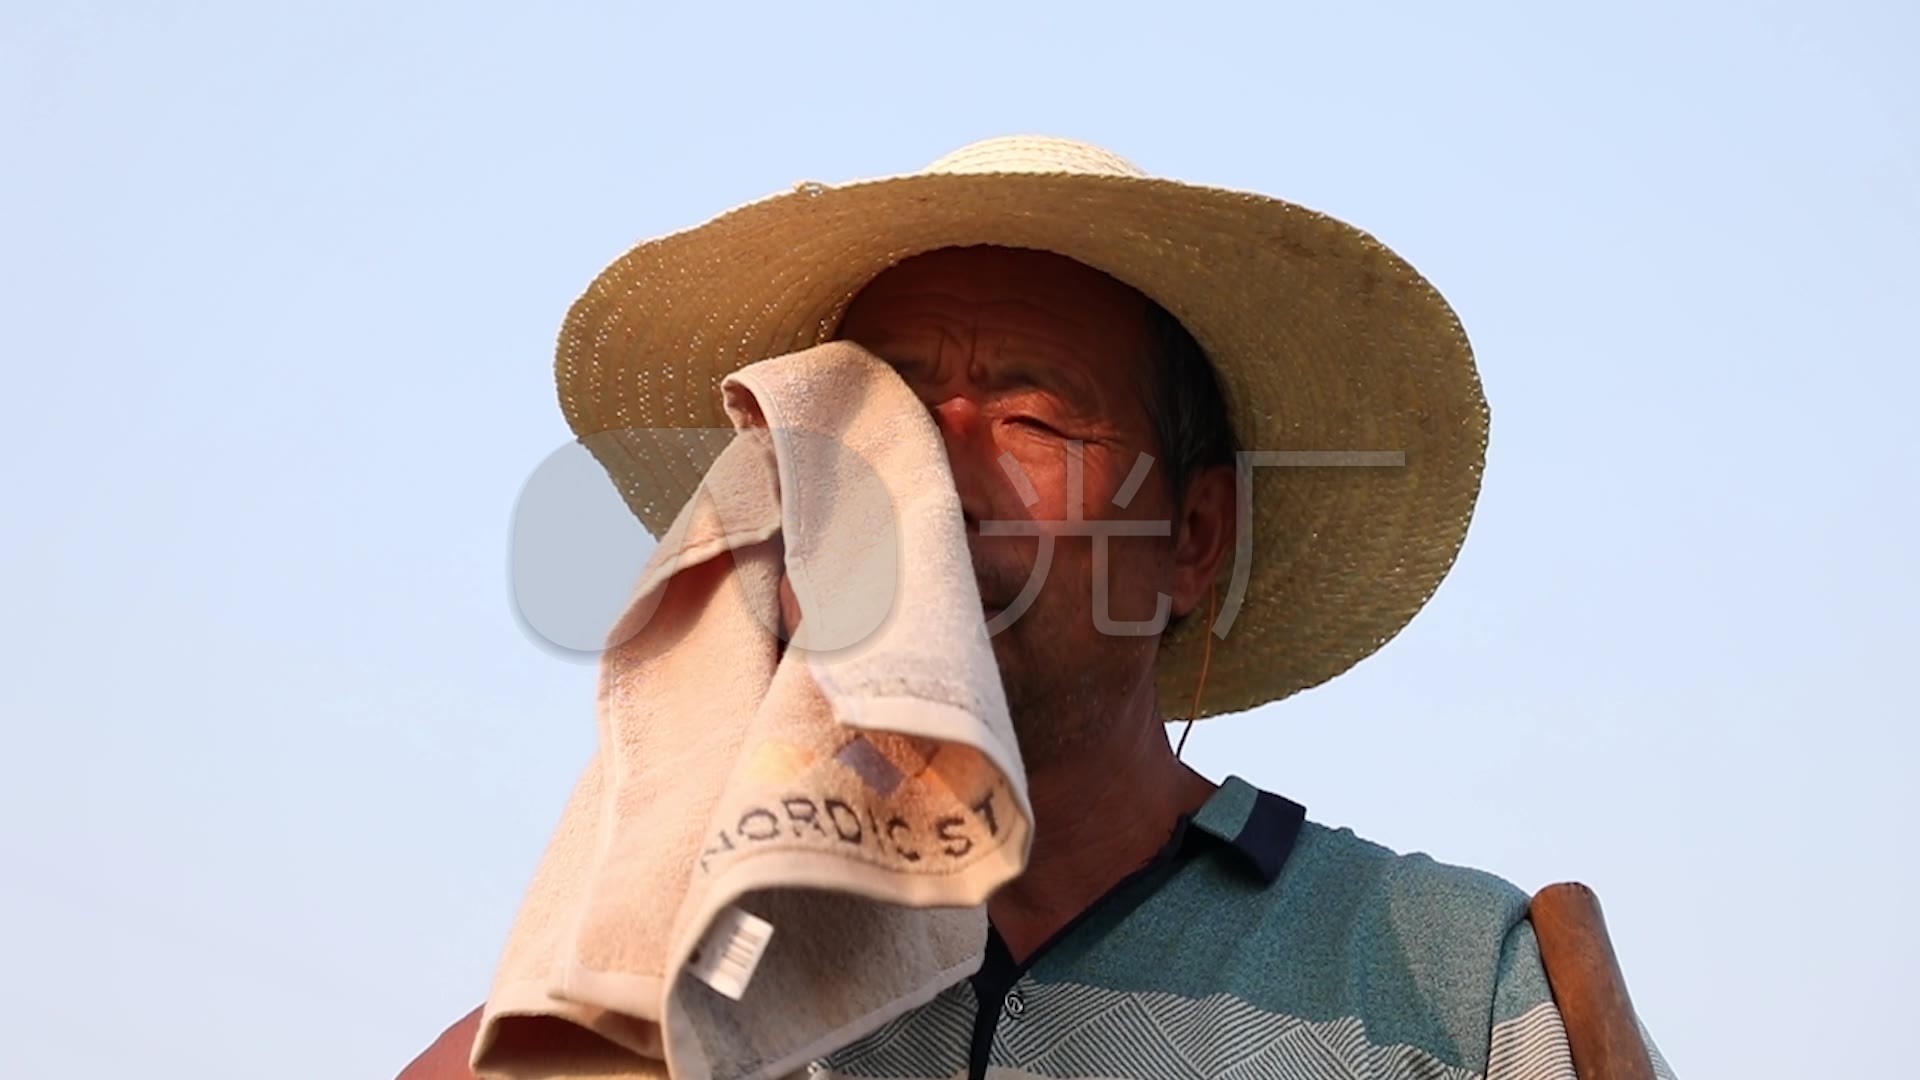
[836,246,1200,769]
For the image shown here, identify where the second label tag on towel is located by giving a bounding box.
[688,905,775,1001]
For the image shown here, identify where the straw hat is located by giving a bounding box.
[556,135,1488,718]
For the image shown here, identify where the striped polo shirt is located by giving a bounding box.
[805,776,1674,1080]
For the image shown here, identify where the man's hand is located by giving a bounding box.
[396,1006,481,1080]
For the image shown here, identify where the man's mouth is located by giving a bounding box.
[974,578,1016,618]
[967,532,1033,626]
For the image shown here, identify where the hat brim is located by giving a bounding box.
[557,169,1488,718]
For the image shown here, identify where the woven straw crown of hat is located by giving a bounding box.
[557,135,1488,718]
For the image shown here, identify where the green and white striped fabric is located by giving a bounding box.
[806,776,1674,1080]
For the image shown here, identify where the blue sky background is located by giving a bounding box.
[2,3,1915,1078]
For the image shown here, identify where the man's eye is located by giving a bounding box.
[1010,416,1064,437]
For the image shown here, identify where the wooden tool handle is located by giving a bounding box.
[1530,883,1654,1080]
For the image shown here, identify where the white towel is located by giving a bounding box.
[474,341,1032,1080]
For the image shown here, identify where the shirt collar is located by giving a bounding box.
[973,776,1307,994]
[1185,775,1307,884]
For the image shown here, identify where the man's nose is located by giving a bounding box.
[925,395,997,526]
[927,394,985,443]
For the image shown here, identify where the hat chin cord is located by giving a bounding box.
[1174,582,1217,760]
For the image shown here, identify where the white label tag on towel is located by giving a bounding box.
[688,905,774,1001]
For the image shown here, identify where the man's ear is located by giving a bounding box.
[1168,463,1236,620]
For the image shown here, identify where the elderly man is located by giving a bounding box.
[405,137,1671,1080]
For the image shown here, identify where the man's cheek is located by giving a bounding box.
[1036,542,1093,613]
[1090,539,1171,622]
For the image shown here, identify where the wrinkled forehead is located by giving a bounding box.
[847,246,1149,321]
[838,245,1159,376]
[834,247,1168,459]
